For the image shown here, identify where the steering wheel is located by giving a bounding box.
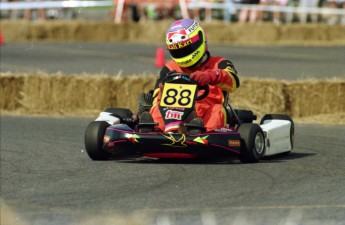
[196,85,209,101]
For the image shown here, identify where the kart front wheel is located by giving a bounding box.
[238,123,265,163]
[85,121,111,160]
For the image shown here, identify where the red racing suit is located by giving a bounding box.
[150,51,240,132]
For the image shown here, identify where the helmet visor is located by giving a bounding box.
[167,31,203,59]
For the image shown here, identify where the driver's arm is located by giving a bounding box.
[216,59,240,93]
[190,59,240,93]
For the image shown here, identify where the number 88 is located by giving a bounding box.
[163,88,192,107]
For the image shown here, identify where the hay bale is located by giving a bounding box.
[1,73,344,125]
[8,73,156,114]
[279,24,328,42]
[278,24,345,45]
[126,21,168,43]
[231,78,287,119]
[44,21,79,40]
[230,23,279,44]
[328,25,345,43]
[0,74,24,111]
[19,73,116,113]
[0,20,31,41]
[287,78,345,118]
[112,76,155,110]
[1,20,344,45]
[202,23,237,44]
[72,22,127,42]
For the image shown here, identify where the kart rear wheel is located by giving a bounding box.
[238,123,265,163]
[260,114,294,151]
[85,121,111,160]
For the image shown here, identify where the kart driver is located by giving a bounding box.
[139,18,240,133]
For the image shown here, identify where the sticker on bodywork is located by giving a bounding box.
[228,140,240,147]
[124,133,140,143]
[193,136,209,145]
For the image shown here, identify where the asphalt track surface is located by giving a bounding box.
[1,116,345,225]
[1,43,345,225]
[1,42,345,79]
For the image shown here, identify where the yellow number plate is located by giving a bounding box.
[160,83,197,108]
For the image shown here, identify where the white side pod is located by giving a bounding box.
[260,119,292,156]
[95,112,120,125]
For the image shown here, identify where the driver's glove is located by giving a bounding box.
[190,69,219,86]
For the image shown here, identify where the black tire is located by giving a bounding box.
[260,114,294,150]
[104,108,133,120]
[84,121,111,160]
[226,108,256,127]
[235,109,257,123]
[238,123,266,163]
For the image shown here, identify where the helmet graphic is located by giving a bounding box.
[166,18,207,68]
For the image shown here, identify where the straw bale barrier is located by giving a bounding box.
[1,73,344,124]
[286,79,345,118]
[1,20,345,45]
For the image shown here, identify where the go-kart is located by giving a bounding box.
[84,72,294,163]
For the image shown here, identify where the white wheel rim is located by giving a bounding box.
[255,132,265,155]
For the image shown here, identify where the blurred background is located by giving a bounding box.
[1,0,344,25]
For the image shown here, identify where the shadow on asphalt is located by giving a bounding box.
[262,152,315,163]
[112,152,315,165]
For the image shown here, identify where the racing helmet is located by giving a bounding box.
[165,18,207,68]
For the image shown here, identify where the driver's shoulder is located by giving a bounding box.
[205,56,230,67]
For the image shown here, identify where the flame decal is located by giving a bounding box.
[162,134,187,148]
